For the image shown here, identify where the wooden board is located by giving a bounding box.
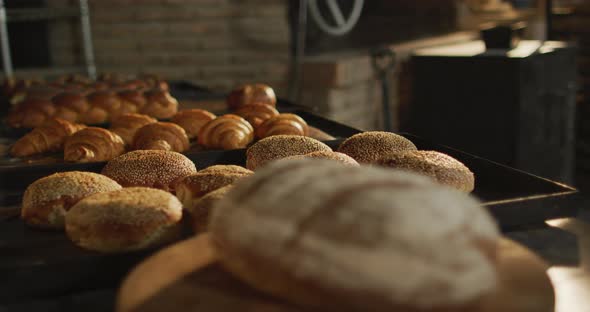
[117,235,554,312]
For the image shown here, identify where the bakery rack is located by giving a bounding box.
[0,0,96,79]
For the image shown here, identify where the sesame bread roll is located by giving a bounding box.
[376,150,475,192]
[102,150,197,193]
[337,131,417,164]
[210,159,499,311]
[283,150,359,166]
[21,171,121,230]
[245,135,332,170]
[65,187,183,253]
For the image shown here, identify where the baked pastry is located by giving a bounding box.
[171,109,217,139]
[175,167,253,226]
[245,135,332,170]
[52,92,90,123]
[142,89,178,119]
[65,187,183,253]
[199,165,253,175]
[188,185,234,233]
[307,126,335,141]
[233,103,279,129]
[83,91,123,124]
[256,113,309,139]
[376,150,475,192]
[132,122,190,152]
[117,89,147,115]
[337,131,417,164]
[7,98,56,128]
[283,150,359,166]
[210,159,500,311]
[198,114,254,150]
[101,150,197,193]
[227,83,276,110]
[21,171,121,230]
[10,118,85,157]
[109,113,157,146]
[64,127,125,163]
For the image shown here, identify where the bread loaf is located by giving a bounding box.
[245,135,332,170]
[337,131,417,164]
[282,150,359,166]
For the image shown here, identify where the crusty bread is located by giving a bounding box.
[283,150,359,166]
[337,131,417,164]
[376,150,475,192]
[21,171,121,230]
[188,185,234,234]
[245,135,332,170]
[209,159,500,311]
[65,187,183,253]
[101,150,197,193]
[199,165,253,175]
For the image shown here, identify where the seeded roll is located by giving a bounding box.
[245,135,332,170]
[102,150,197,193]
[283,150,359,166]
[376,150,475,192]
[21,171,121,230]
[66,187,183,253]
[337,131,417,164]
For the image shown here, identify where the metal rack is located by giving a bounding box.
[0,0,96,79]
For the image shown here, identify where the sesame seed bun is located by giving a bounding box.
[199,165,253,175]
[65,187,183,253]
[101,150,197,193]
[376,150,475,192]
[337,131,417,164]
[246,135,332,170]
[189,185,234,234]
[21,171,122,230]
[283,150,359,166]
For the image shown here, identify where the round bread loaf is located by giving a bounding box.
[376,150,475,192]
[175,167,252,217]
[189,185,234,233]
[65,187,183,253]
[283,150,359,166]
[199,165,253,175]
[337,131,417,164]
[210,159,499,311]
[245,135,332,170]
[21,171,121,230]
[102,150,197,193]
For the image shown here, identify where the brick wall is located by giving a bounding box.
[47,0,291,95]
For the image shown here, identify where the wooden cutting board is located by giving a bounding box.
[117,234,554,312]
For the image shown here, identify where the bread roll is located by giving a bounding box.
[188,185,234,234]
[199,165,253,175]
[21,171,121,230]
[65,187,183,253]
[142,89,178,119]
[227,84,276,110]
[337,131,417,164]
[283,150,359,166]
[64,127,125,163]
[132,122,190,152]
[102,150,197,193]
[110,113,157,146]
[209,159,500,311]
[245,135,332,170]
[171,109,217,139]
[10,118,85,157]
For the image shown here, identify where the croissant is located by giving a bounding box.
[256,113,309,139]
[233,103,279,129]
[82,91,123,124]
[7,99,56,128]
[198,114,254,150]
[141,89,178,119]
[132,122,189,152]
[52,92,90,123]
[226,83,276,110]
[110,113,157,146]
[117,89,145,115]
[171,109,217,139]
[10,118,85,157]
[64,127,125,163]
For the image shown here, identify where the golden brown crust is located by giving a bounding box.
[7,98,56,128]
[83,91,123,124]
[109,113,157,146]
[337,131,417,164]
[245,135,332,170]
[198,114,254,150]
[64,127,125,163]
[65,187,183,253]
[101,150,197,193]
[176,172,250,209]
[21,171,121,230]
[283,151,359,166]
[256,113,309,139]
[10,118,86,157]
[51,92,90,122]
[132,122,190,152]
[376,150,475,192]
[307,126,335,141]
[171,109,217,139]
[233,103,279,130]
[190,185,234,233]
[227,84,276,110]
[142,89,179,119]
[199,165,253,175]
